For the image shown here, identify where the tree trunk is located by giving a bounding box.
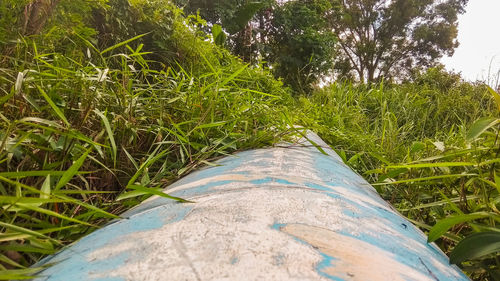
[23,0,60,36]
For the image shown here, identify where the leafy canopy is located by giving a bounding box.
[268,0,337,94]
[331,0,468,83]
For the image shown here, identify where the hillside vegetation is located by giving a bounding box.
[0,0,499,280]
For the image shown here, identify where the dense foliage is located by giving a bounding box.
[0,0,499,280]
[268,0,337,94]
[331,0,468,82]
[178,0,468,88]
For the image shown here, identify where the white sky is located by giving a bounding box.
[441,0,500,85]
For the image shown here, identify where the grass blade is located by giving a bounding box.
[428,212,492,242]
[94,109,117,167]
[127,185,193,203]
[386,162,475,169]
[100,33,149,55]
[450,231,500,264]
[466,117,500,142]
[36,85,69,127]
[55,149,91,191]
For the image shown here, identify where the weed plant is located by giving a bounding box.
[293,71,499,279]
[0,3,293,278]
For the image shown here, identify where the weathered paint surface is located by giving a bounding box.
[34,133,469,281]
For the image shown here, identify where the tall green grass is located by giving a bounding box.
[0,31,295,278]
[293,72,498,279]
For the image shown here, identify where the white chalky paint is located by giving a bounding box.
[33,132,469,281]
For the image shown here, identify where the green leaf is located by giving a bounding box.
[225,2,267,34]
[116,189,149,201]
[94,109,117,168]
[0,92,14,107]
[386,162,475,169]
[14,203,94,226]
[55,149,91,191]
[410,141,426,154]
[0,267,45,280]
[220,64,248,87]
[372,173,476,186]
[40,175,51,200]
[36,85,70,127]
[495,171,500,194]
[0,221,52,241]
[450,231,500,264]
[0,196,66,204]
[0,253,25,268]
[466,117,500,142]
[126,185,193,203]
[0,243,56,254]
[487,86,500,113]
[194,121,228,130]
[100,33,149,55]
[428,212,491,242]
[211,24,226,47]
[0,170,67,178]
[347,152,363,165]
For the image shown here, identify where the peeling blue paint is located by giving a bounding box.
[271,222,287,231]
[171,180,234,198]
[273,253,285,266]
[93,278,126,281]
[34,203,194,281]
[316,253,344,281]
[32,132,470,281]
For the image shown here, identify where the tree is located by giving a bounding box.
[175,0,271,62]
[268,0,336,94]
[330,0,468,83]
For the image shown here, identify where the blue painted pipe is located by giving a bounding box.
[34,132,469,280]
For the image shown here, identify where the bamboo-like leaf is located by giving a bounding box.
[55,149,91,191]
[122,147,139,170]
[94,109,117,167]
[244,88,279,98]
[19,117,64,129]
[36,85,69,127]
[487,86,500,113]
[428,212,491,242]
[40,175,51,200]
[466,117,500,142]
[0,267,45,280]
[14,203,94,226]
[400,195,480,211]
[127,184,193,203]
[450,231,500,264]
[100,33,149,55]
[0,253,25,268]
[211,24,226,47]
[0,221,51,240]
[372,173,476,185]
[15,72,24,94]
[386,162,475,169]
[126,147,168,186]
[0,243,56,254]
[0,170,66,178]
[0,176,117,219]
[220,64,248,87]
[194,121,228,130]
[0,196,66,204]
[116,189,149,201]
[0,92,14,106]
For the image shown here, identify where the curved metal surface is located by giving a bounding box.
[34,133,469,281]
